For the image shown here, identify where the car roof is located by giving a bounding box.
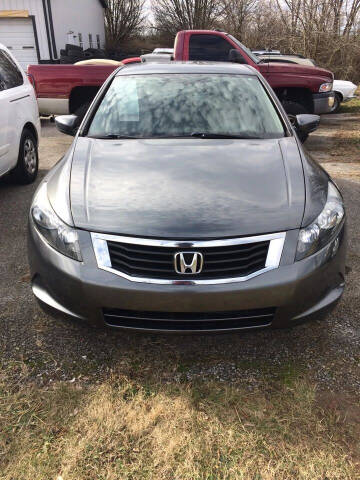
[115,61,255,77]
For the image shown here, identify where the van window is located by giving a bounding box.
[0,50,23,89]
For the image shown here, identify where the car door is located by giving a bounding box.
[0,48,26,176]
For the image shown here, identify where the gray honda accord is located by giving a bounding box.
[28,62,346,332]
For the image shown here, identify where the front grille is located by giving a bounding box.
[103,307,276,331]
[106,239,270,281]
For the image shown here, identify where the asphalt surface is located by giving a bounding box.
[0,120,359,393]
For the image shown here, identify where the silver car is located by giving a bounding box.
[28,62,346,333]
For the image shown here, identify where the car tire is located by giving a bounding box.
[74,101,92,123]
[282,100,310,143]
[330,93,342,114]
[12,129,39,184]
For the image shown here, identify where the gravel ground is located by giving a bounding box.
[0,118,359,393]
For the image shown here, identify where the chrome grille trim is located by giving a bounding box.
[91,232,286,285]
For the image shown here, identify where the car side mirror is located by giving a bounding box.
[229,49,247,64]
[295,114,320,136]
[55,115,79,136]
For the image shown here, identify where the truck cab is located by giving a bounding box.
[174,30,335,116]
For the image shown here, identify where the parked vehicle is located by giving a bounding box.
[27,57,140,117]
[74,59,123,66]
[173,31,335,117]
[331,80,358,113]
[152,48,174,55]
[252,49,281,55]
[0,43,40,184]
[28,29,335,121]
[253,51,358,113]
[254,54,316,67]
[28,62,346,333]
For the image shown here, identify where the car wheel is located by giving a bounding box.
[12,129,38,184]
[330,93,342,114]
[282,101,310,143]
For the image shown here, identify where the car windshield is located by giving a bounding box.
[87,74,285,139]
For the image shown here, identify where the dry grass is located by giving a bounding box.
[0,371,359,480]
[339,88,360,114]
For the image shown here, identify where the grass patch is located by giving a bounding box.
[339,88,360,114]
[0,373,358,479]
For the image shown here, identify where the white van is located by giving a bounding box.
[0,43,40,184]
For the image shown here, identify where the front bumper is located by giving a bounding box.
[28,222,347,333]
[313,92,335,114]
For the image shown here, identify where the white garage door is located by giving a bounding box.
[0,17,38,70]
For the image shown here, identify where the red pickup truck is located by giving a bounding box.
[28,29,334,118]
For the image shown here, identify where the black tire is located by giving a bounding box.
[60,56,72,64]
[330,93,342,114]
[65,43,83,52]
[68,49,84,58]
[74,101,92,123]
[12,129,38,184]
[282,100,310,143]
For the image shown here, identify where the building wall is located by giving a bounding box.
[0,0,51,60]
[50,0,105,57]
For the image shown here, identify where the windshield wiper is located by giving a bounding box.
[191,132,260,139]
[88,134,138,139]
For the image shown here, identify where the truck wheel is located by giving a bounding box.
[74,101,92,123]
[12,129,38,184]
[330,93,342,114]
[282,101,310,143]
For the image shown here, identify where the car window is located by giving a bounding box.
[0,50,23,90]
[189,35,236,62]
[87,74,285,139]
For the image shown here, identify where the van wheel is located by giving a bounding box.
[12,129,38,184]
[282,101,310,143]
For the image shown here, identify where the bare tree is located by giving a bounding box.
[220,0,257,40]
[342,0,360,36]
[105,0,145,49]
[152,0,222,37]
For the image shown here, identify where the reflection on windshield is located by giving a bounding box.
[88,74,285,139]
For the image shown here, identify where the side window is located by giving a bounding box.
[189,34,235,62]
[0,50,23,90]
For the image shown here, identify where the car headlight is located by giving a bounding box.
[296,182,344,261]
[319,82,333,93]
[31,182,82,261]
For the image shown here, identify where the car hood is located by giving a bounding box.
[69,137,306,238]
[260,62,333,80]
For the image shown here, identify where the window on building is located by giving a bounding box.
[96,34,101,49]
[0,50,23,90]
[78,33,83,48]
[189,34,236,62]
[89,34,93,49]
